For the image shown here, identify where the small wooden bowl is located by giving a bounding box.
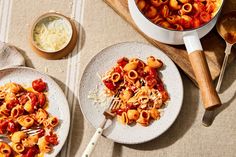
[30,12,77,60]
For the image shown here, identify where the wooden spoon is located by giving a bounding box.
[202,11,236,127]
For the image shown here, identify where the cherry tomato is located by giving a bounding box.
[28,93,38,108]
[103,79,116,91]
[127,103,137,110]
[7,120,19,133]
[114,66,122,74]
[117,57,129,67]
[22,146,39,157]
[0,119,8,134]
[45,133,58,145]
[156,83,164,92]
[37,128,45,138]
[38,93,46,107]
[161,91,169,102]
[116,109,124,116]
[148,68,157,78]
[32,79,47,92]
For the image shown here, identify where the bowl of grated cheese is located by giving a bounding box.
[30,12,77,59]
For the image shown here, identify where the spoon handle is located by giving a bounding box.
[216,43,233,92]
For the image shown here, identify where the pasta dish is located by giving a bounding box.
[101,56,169,126]
[0,79,59,157]
[136,0,222,30]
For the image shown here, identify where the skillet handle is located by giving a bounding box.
[183,31,221,109]
[188,50,221,109]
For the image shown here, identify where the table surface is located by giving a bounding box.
[1,0,236,157]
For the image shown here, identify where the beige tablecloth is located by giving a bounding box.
[1,0,236,157]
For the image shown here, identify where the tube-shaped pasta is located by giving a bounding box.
[4,83,22,94]
[178,0,189,3]
[159,21,172,29]
[136,110,150,126]
[169,0,181,10]
[38,137,52,153]
[0,142,12,157]
[149,108,160,120]
[180,15,193,28]
[12,143,25,153]
[23,100,34,113]
[48,116,59,128]
[11,131,27,143]
[11,105,24,118]
[123,61,138,72]
[35,108,48,124]
[111,72,121,83]
[4,92,17,105]
[127,110,140,121]
[166,15,180,24]
[137,0,146,11]
[128,70,138,80]
[147,56,163,69]
[121,90,133,102]
[161,5,170,18]
[118,112,129,124]
[138,96,149,104]
[22,135,39,147]
[151,15,163,24]
[193,2,205,12]
[179,3,193,15]
[150,0,162,7]
[173,24,184,30]
[17,115,34,128]
[0,104,10,116]
[144,6,158,19]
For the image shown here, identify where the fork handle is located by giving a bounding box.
[82,128,103,157]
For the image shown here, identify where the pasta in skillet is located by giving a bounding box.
[0,79,59,157]
[101,56,169,126]
[136,0,222,30]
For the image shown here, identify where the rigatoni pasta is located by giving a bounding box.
[102,56,169,126]
[0,79,59,156]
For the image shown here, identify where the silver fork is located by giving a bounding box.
[82,92,120,157]
[0,127,41,139]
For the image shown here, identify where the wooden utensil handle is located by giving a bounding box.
[189,50,221,109]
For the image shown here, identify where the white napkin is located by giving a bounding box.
[0,41,25,69]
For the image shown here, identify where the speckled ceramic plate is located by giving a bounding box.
[0,67,70,157]
[79,42,183,144]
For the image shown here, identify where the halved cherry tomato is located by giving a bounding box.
[45,133,58,145]
[19,94,29,105]
[22,146,39,157]
[7,120,19,133]
[0,119,8,134]
[38,93,46,107]
[6,99,19,110]
[103,79,116,91]
[32,79,47,92]
[116,109,124,116]
[117,57,129,67]
[28,92,38,108]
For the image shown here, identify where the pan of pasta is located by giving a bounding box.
[0,67,70,157]
[79,42,183,144]
[129,0,223,111]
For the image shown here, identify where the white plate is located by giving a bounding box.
[79,42,183,144]
[0,67,70,156]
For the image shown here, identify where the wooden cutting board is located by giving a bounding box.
[103,0,236,84]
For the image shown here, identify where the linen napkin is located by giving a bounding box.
[0,41,25,69]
